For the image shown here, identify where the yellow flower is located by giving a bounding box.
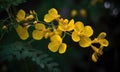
[16,9,34,22]
[26,15,34,20]
[16,24,29,40]
[91,45,103,55]
[48,35,67,54]
[71,9,77,17]
[58,18,74,31]
[90,32,109,62]
[72,21,93,47]
[92,32,109,47]
[32,23,46,40]
[16,9,26,22]
[44,27,62,39]
[91,45,104,62]
[79,9,87,17]
[51,28,62,35]
[2,25,7,30]
[44,8,60,22]
[92,52,98,62]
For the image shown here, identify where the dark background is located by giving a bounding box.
[0,0,119,72]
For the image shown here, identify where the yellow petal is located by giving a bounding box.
[58,24,66,31]
[35,23,45,30]
[44,8,60,22]
[92,53,98,62]
[56,28,62,35]
[16,9,25,22]
[72,31,80,42]
[97,32,106,40]
[48,41,59,52]
[16,25,29,40]
[44,31,51,39]
[91,45,99,53]
[26,15,34,20]
[59,43,67,54]
[63,19,69,24]
[48,8,58,15]
[32,30,44,40]
[79,36,91,47]
[83,26,93,37]
[50,35,62,43]
[44,14,55,22]
[67,19,74,31]
[74,21,84,32]
[98,46,104,55]
[99,39,109,47]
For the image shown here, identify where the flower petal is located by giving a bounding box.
[58,24,66,31]
[48,41,59,52]
[92,53,98,62]
[59,43,67,54]
[44,8,60,22]
[48,8,58,15]
[35,23,45,30]
[16,9,25,22]
[44,14,55,22]
[16,25,29,40]
[99,39,109,47]
[50,35,62,43]
[83,26,93,37]
[67,19,74,31]
[97,32,106,40]
[32,30,44,40]
[72,31,80,42]
[91,45,99,53]
[74,21,84,32]
[79,36,91,47]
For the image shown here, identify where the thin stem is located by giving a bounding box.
[0,31,6,41]
[34,11,39,21]
[65,32,71,36]
[28,39,35,45]
[0,17,9,23]
[62,32,66,39]
[6,8,13,22]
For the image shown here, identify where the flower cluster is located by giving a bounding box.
[15,8,109,62]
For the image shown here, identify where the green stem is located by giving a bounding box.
[65,32,71,36]
[0,17,9,23]
[62,32,66,39]
[28,39,35,45]
[0,32,5,41]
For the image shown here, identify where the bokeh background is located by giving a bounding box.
[0,0,119,72]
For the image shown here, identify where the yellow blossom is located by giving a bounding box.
[2,25,7,30]
[48,35,67,54]
[91,45,104,62]
[16,24,29,40]
[79,9,87,17]
[16,9,34,22]
[26,15,34,20]
[92,32,109,47]
[71,9,77,17]
[58,19,74,31]
[32,23,46,40]
[16,9,26,22]
[92,52,98,62]
[44,8,60,22]
[44,27,62,39]
[72,21,93,47]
